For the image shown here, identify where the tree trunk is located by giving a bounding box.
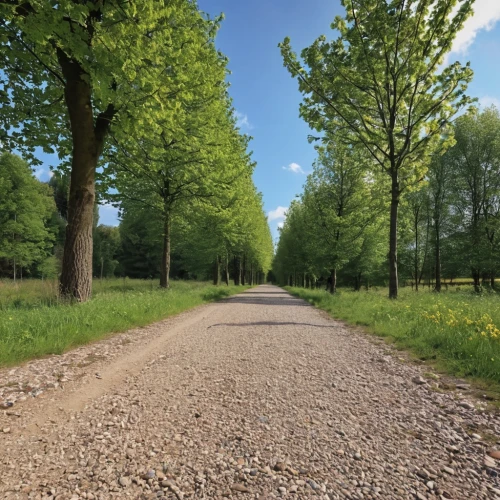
[491,273,496,289]
[58,52,113,302]
[233,257,240,285]
[100,257,104,281]
[389,175,400,299]
[241,255,246,286]
[13,257,16,283]
[213,256,221,286]
[329,268,337,294]
[434,221,441,292]
[225,255,230,286]
[159,211,171,289]
[414,211,419,292]
[472,269,481,292]
[60,149,97,301]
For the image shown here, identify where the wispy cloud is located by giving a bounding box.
[479,96,500,109]
[447,0,500,61]
[34,168,44,180]
[282,162,305,174]
[277,221,285,229]
[268,206,288,222]
[235,111,253,130]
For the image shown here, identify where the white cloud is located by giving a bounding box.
[448,0,500,60]
[235,111,253,130]
[479,96,500,109]
[34,168,44,179]
[268,206,288,222]
[282,162,305,174]
[277,221,285,229]
[48,170,54,178]
[100,202,119,211]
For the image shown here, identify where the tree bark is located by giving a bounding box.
[329,268,337,294]
[225,255,230,286]
[58,50,114,302]
[472,269,481,292]
[213,256,221,286]
[414,208,419,292]
[389,175,400,299]
[434,220,441,292]
[60,136,97,301]
[159,210,171,289]
[241,255,246,286]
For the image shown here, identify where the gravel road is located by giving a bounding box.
[1,285,500,499]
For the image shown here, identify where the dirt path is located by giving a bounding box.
[1,285,499,499]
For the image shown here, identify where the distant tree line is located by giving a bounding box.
[273,107,500,294]
[0,152,273,286]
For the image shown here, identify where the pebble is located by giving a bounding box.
[231,483,250,493]
[119,477,131,487]
[458,402,474,410]
[412,376,427,385]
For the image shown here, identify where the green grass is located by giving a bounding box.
[287,285,500,383]
[0,279,249,367]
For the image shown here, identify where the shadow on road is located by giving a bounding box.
[221,296,311,307]
[208,321,333,329]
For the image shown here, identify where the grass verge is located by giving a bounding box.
[0,280,249,367]
[287,286,500,385]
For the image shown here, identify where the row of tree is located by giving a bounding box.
[0,151,273,286]
[273,107,500,294]
[0,1,273,299]
[275,0,478,298]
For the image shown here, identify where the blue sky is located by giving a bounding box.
[33,0,500,244]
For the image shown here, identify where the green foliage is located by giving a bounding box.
[280,0,475,175]
[118,203,163,279]
[288,286,500,383]
[0,279,250,366]
[93,225,121,278]
[0,0,222,167]
[273,140,387,288]
[0,153,55,276]
[280,0,476,297]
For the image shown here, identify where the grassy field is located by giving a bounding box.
[0,279,249,367]
[287,285,500,384]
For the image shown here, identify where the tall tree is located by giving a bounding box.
[0,0,220,301]
[280,0,475,297]
[107,102,248,288]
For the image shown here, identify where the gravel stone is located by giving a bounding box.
[0,285,497,499]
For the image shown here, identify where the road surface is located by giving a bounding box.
[0,285,498,499]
